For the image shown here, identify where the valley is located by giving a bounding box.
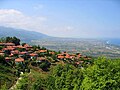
[32,38,120,58]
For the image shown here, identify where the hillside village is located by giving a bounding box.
[0,37,92,69]
[0,37,120,90]
[0,40,92,68]
[0,37,92,89]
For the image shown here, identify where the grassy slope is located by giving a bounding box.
[0,64,17,89]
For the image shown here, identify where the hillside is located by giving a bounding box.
[0,37,120,90]
[0,56,17,89]
[0,26,49,42]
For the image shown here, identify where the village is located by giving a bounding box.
[0,37,119,90]
[0,37,93,74]
[0,40,92,71]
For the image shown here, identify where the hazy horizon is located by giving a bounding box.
[0,0,120,38]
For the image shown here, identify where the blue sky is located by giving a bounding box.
[0,0,120,38]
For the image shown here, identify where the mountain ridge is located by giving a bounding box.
[0,26,50,42]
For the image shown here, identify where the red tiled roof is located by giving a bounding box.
[0,53,4,56]
[29,53,38,56]
[0,43,15,46]
[0,50,4,53]
[19,51,28,55]
[57,55,64,59]
[15,58,24,62]
[75,61,84,65]
[9,53,14,57]
[39,50,47,53]
[37,57,46,61]
[7,46,13,48]
[16,45,25,49]
[49,52,55,55]
[3,47,15,51]
[70,55,75,59]
[24,44,32,48]
[77,54,82,58]
[11,50,19,54]
[65,55,70,59]
[5,57,12,60]
[57,54,63,56]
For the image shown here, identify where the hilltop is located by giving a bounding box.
[0,26,49,42]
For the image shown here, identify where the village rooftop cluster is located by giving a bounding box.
[0,42,92,66]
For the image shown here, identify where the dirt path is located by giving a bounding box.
[9,72,23,90]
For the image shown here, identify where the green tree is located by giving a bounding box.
[46,76,56,90]
[5,36,20,45]
[49,64,84,90]
[81,57,120,90]
[1,83,7,90]
[39,61,51,71]
[0,56,6,65]
[0,37,6,42]
[32,78,46,90]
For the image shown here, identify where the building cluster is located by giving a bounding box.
[57,51,91,65]
[0,42,91,65]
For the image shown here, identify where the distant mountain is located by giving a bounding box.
[0,26,50,42]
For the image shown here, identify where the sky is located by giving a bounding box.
[0,0,120,38]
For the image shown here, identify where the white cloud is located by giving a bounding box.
[46,26,76,37]
[33,4,44,10]
[0,9,79,38]
[66,26,74,31]
[0,9,47,33]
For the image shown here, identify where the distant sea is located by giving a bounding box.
[105,38,120,46]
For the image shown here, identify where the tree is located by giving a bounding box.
[81,57,120,90]
[39,61,51,71]
[32,78,46,90]
[12,36,20,45]
[0,56,6,65]
[0,37,6,42]
[49,64,84,90]
[46,76,56,90]
[5,36,20,45]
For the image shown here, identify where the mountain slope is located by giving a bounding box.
[0,26,49,42]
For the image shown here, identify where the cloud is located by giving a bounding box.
[33,4,44,10]
[0,9,75,37]
[0,9,47,33]
[66,26,74,31]
[47,26,76,37]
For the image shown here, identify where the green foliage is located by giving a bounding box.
[51,55,57,61]
[46,64,84,90]
[0,63,17,89]
[81,57,120,90]
[16,73,29,90]
[32,78,46,90]
[0,37,6,42]
[1,83,7,90]
[0,36,20,45]
[6,36,20,45]
[29,57,120,90]
[39,61,51,71]
[22,43,26,46]
[41,47,46,50]
[0,56,6,65]
[46,76,56,90]
[0,46,4,50]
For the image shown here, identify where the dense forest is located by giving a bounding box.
[14,57,120,90]
[0,37,120,90]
